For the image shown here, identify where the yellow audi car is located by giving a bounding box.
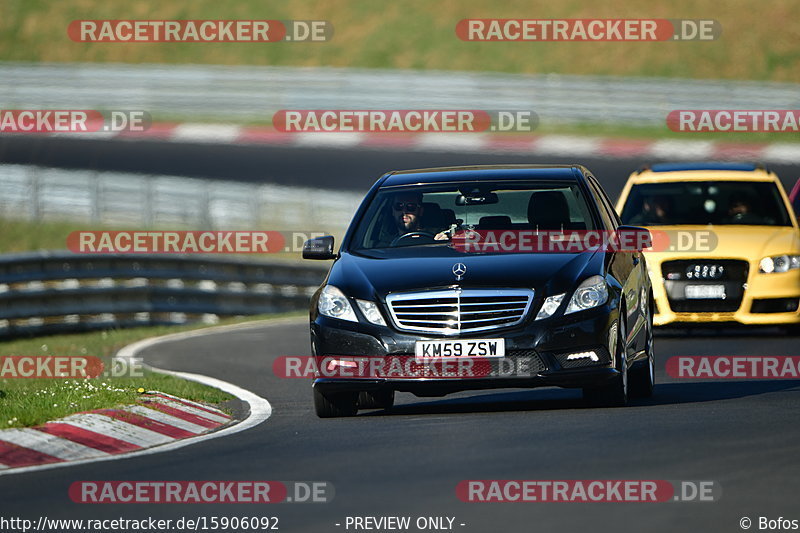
[616,162,800,328]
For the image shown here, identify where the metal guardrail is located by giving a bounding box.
[0,163,361,235]
[0,251,327,338]
[1,62,799,126]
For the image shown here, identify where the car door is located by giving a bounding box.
[587,176,647,355]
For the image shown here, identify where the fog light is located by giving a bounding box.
[566,351,599,362]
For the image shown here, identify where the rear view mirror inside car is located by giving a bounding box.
[455,191,499,205]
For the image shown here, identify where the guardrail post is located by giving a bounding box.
[28,166,40,221]
[91,171,102,224]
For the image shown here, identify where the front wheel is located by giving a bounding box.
[630,299,655,398]
[584,310,629,407]
[313,388,358,418]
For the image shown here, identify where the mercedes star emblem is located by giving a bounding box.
[452,263,467,281]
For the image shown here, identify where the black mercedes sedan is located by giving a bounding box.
[303,165,655,417]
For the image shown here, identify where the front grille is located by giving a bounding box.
[386,289,533,335]
[661,259,749,282]
[661,259,748,313]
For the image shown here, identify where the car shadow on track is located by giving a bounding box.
[358,380,800,417]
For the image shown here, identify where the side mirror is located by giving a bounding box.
[302,236,337,260]
[616,225,652,251]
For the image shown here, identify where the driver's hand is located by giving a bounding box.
[434,232,450,241]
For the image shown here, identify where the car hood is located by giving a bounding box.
[329,248,601,301]
[642,225,800,264]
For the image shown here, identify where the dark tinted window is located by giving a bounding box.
[587,177,618,230]
[352,181,596,249]
[620,181,792,227]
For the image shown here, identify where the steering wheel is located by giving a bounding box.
[390,231,437,247]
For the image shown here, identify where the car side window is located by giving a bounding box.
[594,178,622,227]
[586,177,617,230]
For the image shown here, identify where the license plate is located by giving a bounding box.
[415,339,505,360]
[685,284,726,299]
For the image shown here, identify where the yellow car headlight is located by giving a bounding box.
[759,255,800,274]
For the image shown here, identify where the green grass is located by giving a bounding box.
[0,313,303,429]
[0,218,104,254]
[1,0,799,82]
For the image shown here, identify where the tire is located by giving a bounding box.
[630,297,655,399]
[584,306,629,407]
[313,387,358,418]
[357,390,395,410]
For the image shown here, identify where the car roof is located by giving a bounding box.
[380,165,588,187]
[646,162,763,173]
[628,162,778,183]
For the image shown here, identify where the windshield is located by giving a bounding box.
[351,181,596,250]
[620,181,792,227]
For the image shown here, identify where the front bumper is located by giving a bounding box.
[310,304,622,396]
[650,261,800,326]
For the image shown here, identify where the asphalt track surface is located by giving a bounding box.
[1,135,799,196]
[0,137,798,533]
[0,319,798,533]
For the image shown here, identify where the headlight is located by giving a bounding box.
[318,285,358,322]
[759,255,800,274]
[535,293,565,320]
[565,275,608,314]
[356,299,386,326]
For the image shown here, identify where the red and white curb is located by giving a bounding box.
[0,319,285,476]
[11,122,800,163]
[0,392,231,470]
